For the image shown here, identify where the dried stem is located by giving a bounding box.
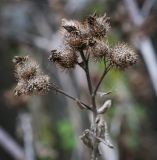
[51,86,92,110]
[93,63,111,96]
[79,50,93,94]
[79,50,99,160]
[78,51,112,160]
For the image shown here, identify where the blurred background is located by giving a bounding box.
[0,0,157,160]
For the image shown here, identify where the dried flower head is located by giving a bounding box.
[110,43,137,69]
[49,48,78,69]
[88,39,110,60]
[26,75,51,95]
[13,56,40,80]
[62,19,89,49]
[87,13,110,39]
[14,80,27,96]
[65,32,87,49]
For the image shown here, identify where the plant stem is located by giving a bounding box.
[91,63,111,160]
[79,50,93,94]
[93,64,111,96]
[52,86,91,110]
[79,50,98,160]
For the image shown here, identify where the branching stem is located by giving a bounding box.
[52,86,92,110]
[78,51,112,160]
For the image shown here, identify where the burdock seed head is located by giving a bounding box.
[65,33,87,49]
[110,43,137,69]
[14,80,27,96]
[87,13,110,39]
[13,56,41,80]
[26,75,51,95]
[88,39,110,60]
[49,48,78,69]
[61,18,89,49]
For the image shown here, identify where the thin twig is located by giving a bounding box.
[93,64,111,96]
[52,86,92,110]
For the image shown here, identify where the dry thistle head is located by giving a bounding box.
[13,56,41,80]
[62,18,89,49]
[26,75,51,95]
[87,13,110,39]
[65,32,87,49]
[49,48,78,69]
[14,80,27,96]
[110,43,137,69]
[88,39,110,60]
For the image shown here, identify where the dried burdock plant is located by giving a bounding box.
[13,12,137,160]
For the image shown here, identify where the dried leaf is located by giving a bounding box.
[97,100,112,114]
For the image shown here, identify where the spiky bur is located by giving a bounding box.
[61,19,89,50]
[13,56,41,80]
[110,43,137,69]
[26,75,51,95]
[87,13,110,40]
[49,48,78,69]
[13,56,52,96]
[88,39,110,60]
[14,80,27,96]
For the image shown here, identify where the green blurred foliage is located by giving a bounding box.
[57,120,76,151]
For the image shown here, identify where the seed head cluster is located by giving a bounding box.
[13,56,52,96]
[13,13,137,96]
[49,13,137,68]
